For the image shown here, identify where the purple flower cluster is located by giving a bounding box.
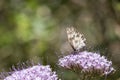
[4,65,58,80]
[58,51,115,75]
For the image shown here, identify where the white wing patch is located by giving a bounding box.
[66,27,86,51]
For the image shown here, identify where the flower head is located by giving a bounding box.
[58,51,115,75]
[3,64,58,80]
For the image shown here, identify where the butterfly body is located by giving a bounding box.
[66,27,86,52]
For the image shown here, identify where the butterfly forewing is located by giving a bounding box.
[66,27,86,51]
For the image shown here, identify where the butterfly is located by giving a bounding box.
[66,27,86,52]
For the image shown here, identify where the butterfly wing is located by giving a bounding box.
[66,27,86,51]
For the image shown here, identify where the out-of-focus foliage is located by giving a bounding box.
[0,0,120,80]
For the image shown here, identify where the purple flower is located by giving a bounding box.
[4,64,58,80]
[58,51,115,75]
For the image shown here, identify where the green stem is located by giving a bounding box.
[104,75,107,80]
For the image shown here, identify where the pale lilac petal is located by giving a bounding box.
[58,51,115,75]
[4,65,58,80]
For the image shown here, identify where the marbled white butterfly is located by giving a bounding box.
[66,27,86,52]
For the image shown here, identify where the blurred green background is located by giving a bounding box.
[0,0,120,80]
